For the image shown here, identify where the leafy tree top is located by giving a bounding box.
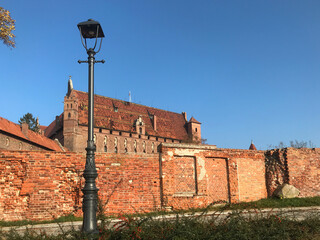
[19,113,39,132]
[0,7,15,48]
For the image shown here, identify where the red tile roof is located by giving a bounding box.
[249,142,257,150]
[0,116,64,151]
[74,90,189,140]
[189,117,201,124]
[44,114,63,138]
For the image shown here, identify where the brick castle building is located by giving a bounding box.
[45,78,202,153]
[0,117,64,151]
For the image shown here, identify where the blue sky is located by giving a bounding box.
[1,0,319,150]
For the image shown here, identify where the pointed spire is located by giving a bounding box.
[189,117,201,124]
[67,76,73,96]
[249,140,257,150]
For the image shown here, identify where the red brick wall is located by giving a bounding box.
[159,144,267,210]
[286,148,320,197]
[1,146,320,221]
[0,132,48,151]
[0,151,160,221]
[265,149,289,196]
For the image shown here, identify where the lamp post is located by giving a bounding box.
[77,19,105,236]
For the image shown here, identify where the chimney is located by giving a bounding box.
[21,122,28,137]
[56,116,60,126]
[153,115,157,131]
[182,112,187,121]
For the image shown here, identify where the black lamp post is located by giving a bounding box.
[77,19,105,236]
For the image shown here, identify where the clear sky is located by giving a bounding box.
[1,0,319,150]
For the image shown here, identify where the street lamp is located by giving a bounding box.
[77,19,105,236]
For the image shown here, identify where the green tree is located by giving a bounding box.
[19,113,39,132]
[0,7,15,47]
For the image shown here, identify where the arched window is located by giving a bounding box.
[134,140,137,153]
[104,136,108,152]
[124,138,127,153]
[152,142,155,153]
[114,137,118,153]
[143,141,146,153]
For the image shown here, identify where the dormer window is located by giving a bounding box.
[114,106,118,112]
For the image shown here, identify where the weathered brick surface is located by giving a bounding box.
[159,143,267,210]
[265,149,289,196]
[286,148,320,197]
[0,151,160,221]
[1,146,319,221]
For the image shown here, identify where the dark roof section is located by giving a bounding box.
[0,116,64,151]
[189,117,201,124]
[44,114,63,138]
[74,90,189,140]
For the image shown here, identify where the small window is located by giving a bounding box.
[104,145,107,152]
[114,137,118,153]
[68,113,71,118]
[5,138,9,147]
[119,132,122,136]
[195,128,198,132]
[99,128,102,133]
[124,138,127,153]
[156,137,158,141]
[110,130,113,134]
[114,106,118,112]
[143,141,146,153]
[139,135,141,139]
[139,127,142,134]
[134,140,137,153]
[130,133,132,137]
[67,104,69,109]
[71,103,73,109]
[19,142,22,150]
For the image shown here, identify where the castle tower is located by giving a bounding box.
[63,77,79,151]
[187,117,201,143]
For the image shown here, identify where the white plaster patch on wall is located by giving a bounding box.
[197,157,206,180]
[168,151,174,157]
[111,163,121,166]
[174,148,201,156]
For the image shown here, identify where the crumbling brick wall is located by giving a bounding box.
[159,143,267,210]
[265,149,289,196]
[0,151,160,221]
[1,146,320,222]
[286,148,320,197]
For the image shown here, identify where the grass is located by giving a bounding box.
[1,196,320,228]
[1,209,320,239]
[1,196,320,239]
[0,214,82,227]
[217,196,320,211]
